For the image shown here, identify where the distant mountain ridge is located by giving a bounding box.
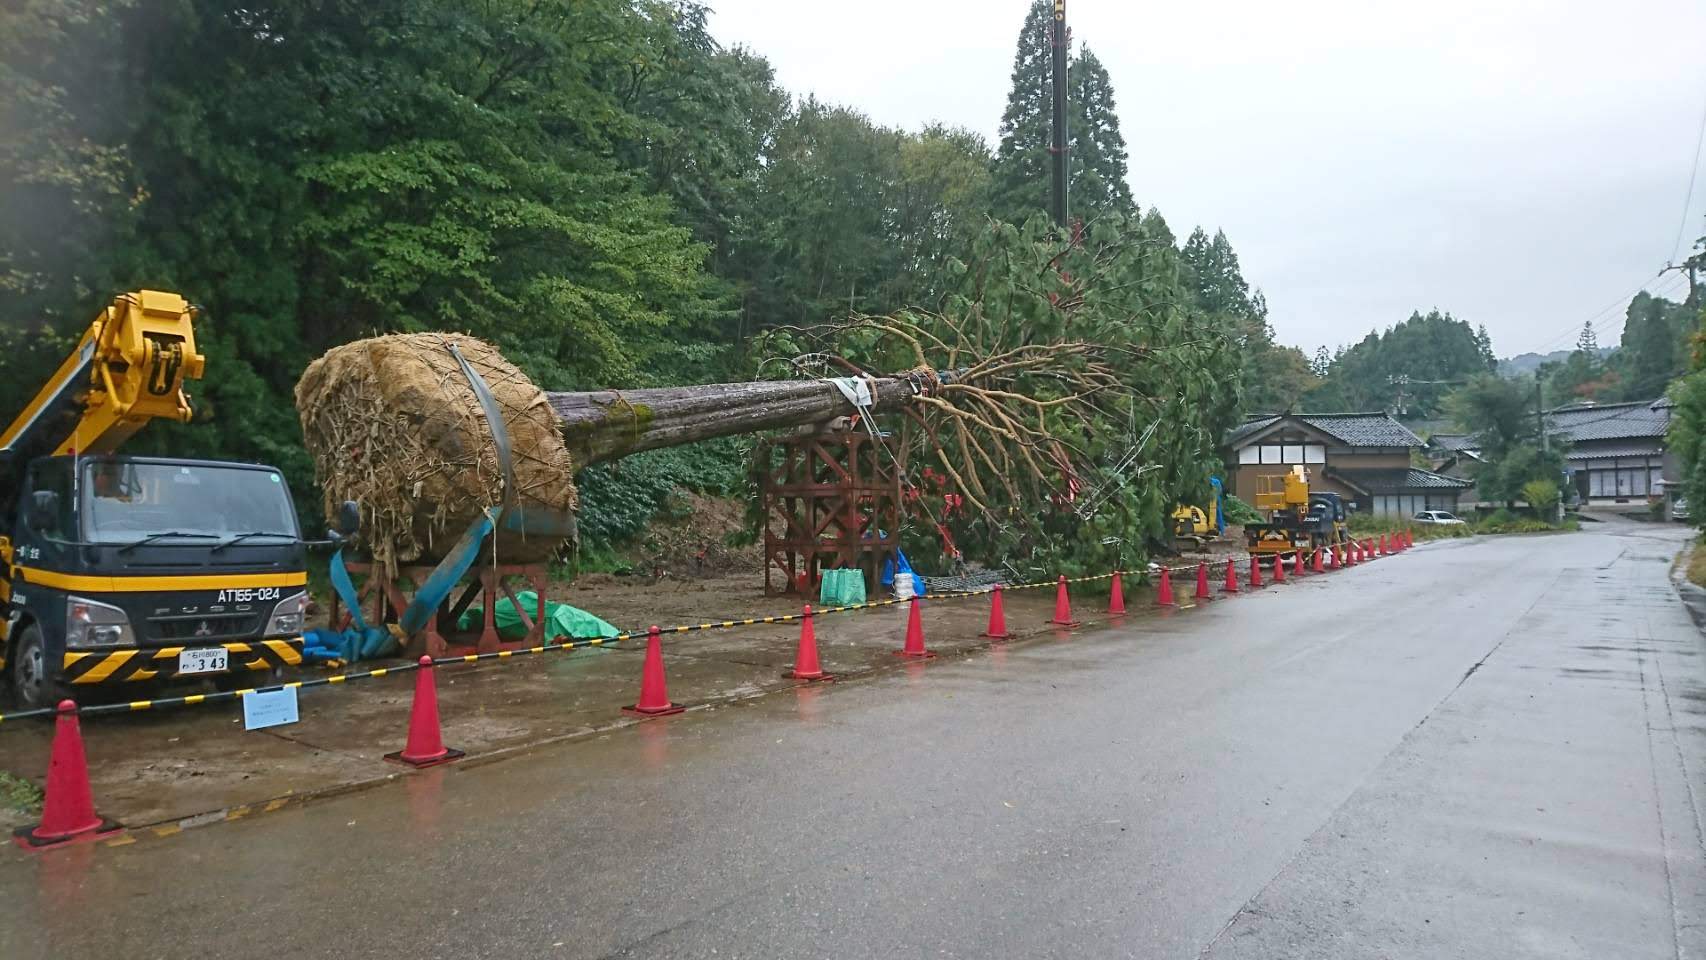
[1498,346,1617,377]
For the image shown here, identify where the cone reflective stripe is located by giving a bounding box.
[624,627,686,716]
[1049,575,1080,625]
[1151,568,1172,607]
[386,657,465,766]
[1223,558,1240,593]
[1272,553,1286,582]
[897,597,935,657]
[1312,547,1325,573]
[982,585,1013,639]
[1249,556,1264,588]
[15,701,119,848]
[1194,562,1212,600]
[1111,570,1129,613]
[784,605,833,681]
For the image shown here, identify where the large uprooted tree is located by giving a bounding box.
[298,217,1242,577]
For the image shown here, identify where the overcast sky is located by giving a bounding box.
[706,0,1706,359]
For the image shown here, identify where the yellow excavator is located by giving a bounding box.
[1172,477,1227,545]
[0,291,355,709]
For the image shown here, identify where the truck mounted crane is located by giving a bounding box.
[0,291,350,709]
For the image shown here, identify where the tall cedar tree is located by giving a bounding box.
[990,4,1135,224]
[1179,227,1314,412]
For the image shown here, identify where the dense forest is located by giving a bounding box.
[4,0,1703,563]
[0,0,1283,570]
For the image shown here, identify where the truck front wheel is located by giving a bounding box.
[10,623,71,711]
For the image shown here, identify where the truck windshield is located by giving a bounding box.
[80,461,299,544]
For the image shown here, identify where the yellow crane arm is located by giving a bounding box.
[0,290,205,462]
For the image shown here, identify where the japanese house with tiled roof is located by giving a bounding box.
[1224,412,1471,518]
[1547,399,1674,507]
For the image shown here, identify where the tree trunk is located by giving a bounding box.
[548,375,925,466]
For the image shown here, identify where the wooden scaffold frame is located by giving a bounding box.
[759,431,902,597]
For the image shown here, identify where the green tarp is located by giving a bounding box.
[455,591,619,641]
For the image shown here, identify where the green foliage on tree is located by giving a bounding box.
[770,216,1242,576]
[1448,375,1566,507]
[736,102,991,332]
[989,3,1135,225]
[1520,479,1560,519]
[0,0,1258,573]
[1178,227,1314,412]
[1308,309,1497,417]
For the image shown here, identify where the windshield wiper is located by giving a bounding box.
[117,531,219,554]
[212,531,297,552]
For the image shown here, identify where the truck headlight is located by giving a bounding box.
[264,592,307,637]
[66,596,135,649]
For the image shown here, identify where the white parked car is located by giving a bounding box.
[1413,510,1467,526]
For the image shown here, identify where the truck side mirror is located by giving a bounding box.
[28,490,59,533]
[335,500,361,537]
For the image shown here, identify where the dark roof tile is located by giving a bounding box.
[1225,412,1422,449]
[1327,466,1473,494]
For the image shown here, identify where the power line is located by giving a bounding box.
[1594,272,1691,343]
[1526,269,1667,355]
[1671,80,1706,265]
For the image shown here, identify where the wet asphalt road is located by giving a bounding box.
[5,520,1705,959]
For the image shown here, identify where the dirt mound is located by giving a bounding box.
[295,334,577,571]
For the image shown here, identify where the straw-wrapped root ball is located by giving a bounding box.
[295,333,578,571]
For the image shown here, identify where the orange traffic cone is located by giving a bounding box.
[1272,554,1286,583]
[1379,534,1389,556]
[1151,568,1172,607]
[1195,562,1212,601]
[1050,575,1080,626]
[623,627,686,716]
[897,597,935,658]
[1223,558,1240,593]
[1312,547,1325,573]
[386,657,465,766]
[1293,549,1306,576]
[15,701,120,848]
[1249,556,1264,588]
[784,605,834,681]
[1111,570,1130,613]
[982,585,1013,639]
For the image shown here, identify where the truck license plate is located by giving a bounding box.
[178,647,229,675]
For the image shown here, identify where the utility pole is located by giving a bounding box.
[1535,377,1547,455]
[1049,0,1069,228]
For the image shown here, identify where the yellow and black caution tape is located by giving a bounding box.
[0,542,1400,726]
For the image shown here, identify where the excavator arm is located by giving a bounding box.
[0,291,204,496]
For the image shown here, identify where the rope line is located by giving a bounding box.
[0,537,1405,725]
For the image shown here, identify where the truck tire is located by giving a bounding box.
[10,623,71,711]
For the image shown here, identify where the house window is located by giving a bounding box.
[1282,444,1303,463]
[1260,445,1282,464]
[1304,444,1325,463]
[1238,445,1259,465]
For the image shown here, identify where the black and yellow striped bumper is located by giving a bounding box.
[62,639,304,685]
